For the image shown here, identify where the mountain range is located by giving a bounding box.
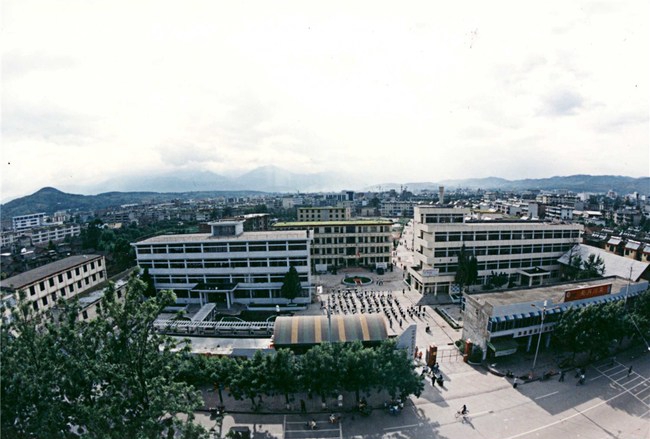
[1,168,648,218]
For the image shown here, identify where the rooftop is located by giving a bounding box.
[1,255,103,291]
[475,276,633,308]
[273,219,393,227]
[134,230,309,245]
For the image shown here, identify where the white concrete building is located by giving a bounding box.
[273,219,392,272]
[408,206,584,297]
[132,221,312,309]
[297,206,351,222]
[1,255,107,321]
[13,213,47,232]
[30,224,81,245]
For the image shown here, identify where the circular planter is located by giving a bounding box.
[342,275,373,286]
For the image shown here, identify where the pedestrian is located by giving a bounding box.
[513,377,518,389]
[300,399,306,413]
[628,366,633,376]
[559,370,565,382]
[402,289,405,295]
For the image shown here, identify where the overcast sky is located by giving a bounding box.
[2,0,648,201]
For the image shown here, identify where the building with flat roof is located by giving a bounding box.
[12,213,47,232]
[461,276,648,360]
[273,219,392,272]
[132,221,312,310]
[1,255,107,321]
[297,206,351,222]
[408,206,583,297]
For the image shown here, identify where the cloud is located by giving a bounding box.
[539,89,584,116]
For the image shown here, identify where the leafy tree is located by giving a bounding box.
[455,244,478,291]
[81,218,103,249]
[374,340,423,399]
[579,254,606,279]
[0,279,208,439]
[264,349,300,406]
[300,343,341,404]
[280,266,303,303]
[228,352,268,410]
[339,341,377,402]
[140,267,157,298]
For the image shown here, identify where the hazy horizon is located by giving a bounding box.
[2,0,648,201]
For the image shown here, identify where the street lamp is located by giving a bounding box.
[530,300,560,376]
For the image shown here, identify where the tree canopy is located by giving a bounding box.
[1,277,207,439]
[455,244,478,291]
[280,266,303,303]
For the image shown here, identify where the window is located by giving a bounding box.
[67,271,72,279]
[58,274,64,282]
[49,278,55,287]
[83,264,88,273]
[82,310,88,320]
[90,262,95,269]
[29,286,36,296]
[42,296,48,306]
[75,268,80,276]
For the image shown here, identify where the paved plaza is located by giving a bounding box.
[192,223,650,438]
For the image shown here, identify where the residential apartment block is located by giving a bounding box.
[408,206,583,296]
[273,219,392,272]
[13,213,47,232]
[132,221,312,309]
[30,224,81,245]
[1,255,107,320]
[297,207,351,222]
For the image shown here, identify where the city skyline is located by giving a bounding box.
[2,0,648,201]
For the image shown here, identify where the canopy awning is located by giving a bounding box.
[487,338,519,357]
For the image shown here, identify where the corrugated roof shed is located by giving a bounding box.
[273,314,387,347]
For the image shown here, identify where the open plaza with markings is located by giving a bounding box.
[192,221,649,439]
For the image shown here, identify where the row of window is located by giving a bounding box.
[434,229,580,242]
[174,288,287,300]
[313,226,390,234]
[313,236,389,244]
[433,243,574,258]
[153,273,308,285]
[435,257,560,274]
[139,257,308,269]
[421,214,465,224]
[28,261,102,295]
[30,272,104,310]
[313,246,390,255]
[313,256,390,264]
[488,313,562,333]
[137,241,308,254]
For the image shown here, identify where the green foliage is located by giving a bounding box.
[0,279,207,438]
[140,267,157,298]
[203,340,423,407]
[280,266,303,303]
[455,244,478,291]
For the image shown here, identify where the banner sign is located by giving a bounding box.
[564,283,611,302]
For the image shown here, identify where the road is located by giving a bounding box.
[196,352,649,439]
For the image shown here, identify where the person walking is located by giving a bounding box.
[559,370,565,382]
[628,365,633,376]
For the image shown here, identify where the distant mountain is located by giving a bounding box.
[0,187,267,218]
[373,175,649,195]
[88,165,360,194]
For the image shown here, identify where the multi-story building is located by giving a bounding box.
[132,221,312,309]
[1,255,107,321]
[29,224,81,245]
[380,201,415,218]
[614,209,642,226]
[273,219,392,272]
[462,276,648,360]
[408,206,583,296]
[544,205,574,221]
[297,207,351,222]
[13,213,47,232]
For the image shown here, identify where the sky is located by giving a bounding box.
[2,0,648,201]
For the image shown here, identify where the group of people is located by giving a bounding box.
[323,288,428,331]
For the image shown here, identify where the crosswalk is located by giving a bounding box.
[283,416,343,439]
[594,361,650,409]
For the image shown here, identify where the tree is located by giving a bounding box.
[579,254,605,279]
[264,349,300,406]
[280,266,303,303]
[140,267,157,298]
[0,279,208,438]
[455,244,478,291]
